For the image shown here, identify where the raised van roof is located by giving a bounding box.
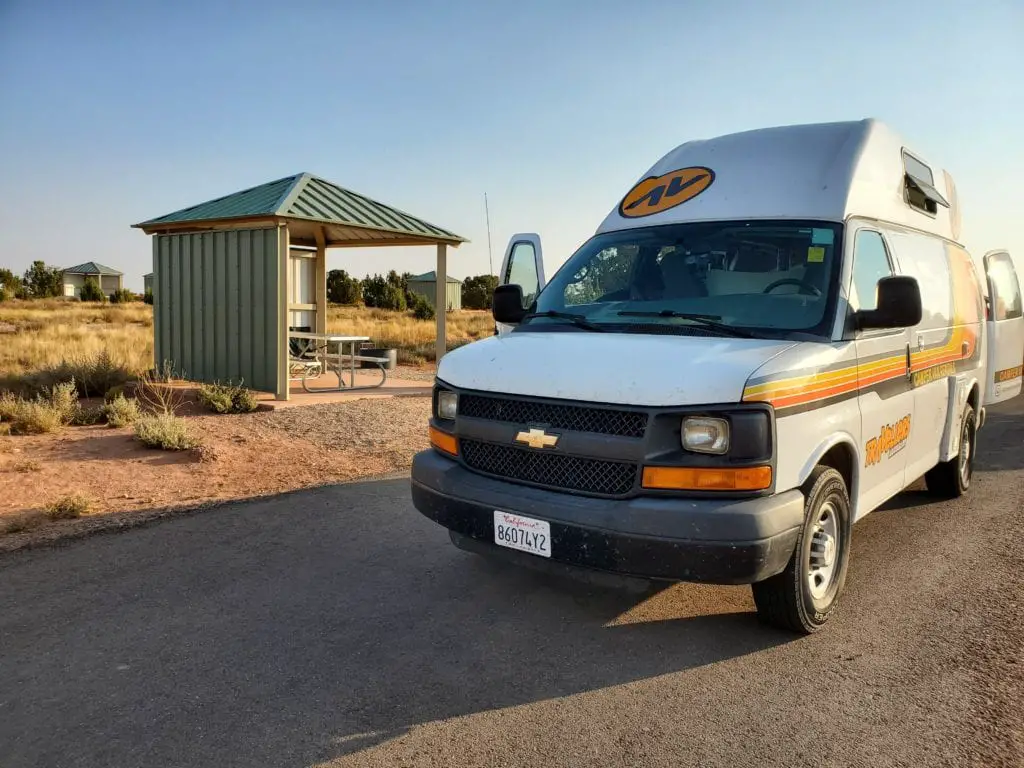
[598,119,962,243]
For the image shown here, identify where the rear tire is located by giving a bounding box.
[752,466,852,634]
[924,404,976,499]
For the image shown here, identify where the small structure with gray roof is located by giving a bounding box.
[62,262,123,299]
[132,172,467,400]
[407,271,463,311]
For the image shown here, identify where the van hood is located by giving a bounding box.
[437,331,796,407]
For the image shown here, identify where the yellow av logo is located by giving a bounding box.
[619,166,715,218]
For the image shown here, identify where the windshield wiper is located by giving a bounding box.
[616,309,756,338]
[522,310,607,332]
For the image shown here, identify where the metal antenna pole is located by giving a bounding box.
[484,192,494,276]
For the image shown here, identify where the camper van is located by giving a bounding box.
[411,119,1024,634]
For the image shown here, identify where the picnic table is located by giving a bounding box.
[288,332,389,392]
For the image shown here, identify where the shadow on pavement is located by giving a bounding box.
[0,477,794,768]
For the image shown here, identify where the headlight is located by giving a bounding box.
[436,390,458,420]
[682,417,729,454]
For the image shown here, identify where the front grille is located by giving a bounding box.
[461,439,638,496]
[459,394,647,438]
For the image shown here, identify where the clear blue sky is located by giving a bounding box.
[1,0,1021,290]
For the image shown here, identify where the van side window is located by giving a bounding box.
[506,241,540,308]
[850,230,892,312]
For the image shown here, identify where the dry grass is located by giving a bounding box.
[0,300,491,388]
[0,300,150,394]
[325,306,493,363]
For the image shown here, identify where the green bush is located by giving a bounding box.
[45,494,91,520]
[109,288,135,304]
[79,277,106,302]
[143,288,154,305]
[103,394,142,427]
[134,413,200,450]
[410,293,435,321]
[197,381,259,414]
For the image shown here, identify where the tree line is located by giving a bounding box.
[0,261,140,303]
[327,269,499,313]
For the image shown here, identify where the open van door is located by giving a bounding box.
[983,250,1024,404]
[495,233,546,336]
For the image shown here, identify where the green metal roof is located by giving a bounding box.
[409,270,462,284]
[63,261,122,276]
[134,173,466,243]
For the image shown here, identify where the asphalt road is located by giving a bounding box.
[1,401,1022,768]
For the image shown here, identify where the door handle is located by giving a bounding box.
[961,340,969,357]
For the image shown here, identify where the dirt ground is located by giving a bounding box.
[0,394,432,552]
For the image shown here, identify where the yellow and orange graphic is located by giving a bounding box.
[864,414,912,467]
[619,167,714,218]
[995,365,1023,384]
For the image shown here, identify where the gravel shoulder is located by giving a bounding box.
[0,396,432,551]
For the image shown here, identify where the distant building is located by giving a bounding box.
[407,271,463,311]
[62,262,123,299]
[143,272,154,293]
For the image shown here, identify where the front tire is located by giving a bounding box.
[924,403,976,499]
[752,466,852,634]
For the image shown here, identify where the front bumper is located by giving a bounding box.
[411,450,804,585]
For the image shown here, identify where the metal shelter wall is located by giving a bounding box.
[153,228,281,392]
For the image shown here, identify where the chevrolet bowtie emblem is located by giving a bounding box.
[514,428,559,450]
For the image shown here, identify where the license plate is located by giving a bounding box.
[493,511,551,558]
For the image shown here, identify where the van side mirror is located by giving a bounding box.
[493,284,529,324]
[855,275,923,331]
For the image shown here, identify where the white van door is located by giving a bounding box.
[496,233,546,336]
[983,250,1024,404]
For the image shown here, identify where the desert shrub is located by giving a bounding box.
[13,459,41,472]
[410,293,435,321]
[19,351,133,399]
[79,277,106,302]
[134,413,200,450]
[44,494,91,520]
[104,384,125,402]
[103,394,142,427]
[0,381,77,435]
[197,381,259,414]
[47,380,79,423]
[109,288,135,304]
[143,288,154,305]
[71,404,106,426]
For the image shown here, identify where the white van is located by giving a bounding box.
[411,119,1024,633]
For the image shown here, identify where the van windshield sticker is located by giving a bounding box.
[619,167,715,218]
[807,247,825,263]
[811,228,835,245]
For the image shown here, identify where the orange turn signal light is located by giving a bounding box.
[642,465,772,491]
[429,426,458,456]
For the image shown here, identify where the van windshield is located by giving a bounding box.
[524,220,843,340]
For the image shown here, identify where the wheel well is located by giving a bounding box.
[967,383,979,412]
[816,442,855,496]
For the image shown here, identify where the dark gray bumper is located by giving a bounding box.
[410,450,804,584]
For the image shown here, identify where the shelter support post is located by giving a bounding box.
[315,228,327,336]
[276,224,291,401]
[435,243,447,363]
